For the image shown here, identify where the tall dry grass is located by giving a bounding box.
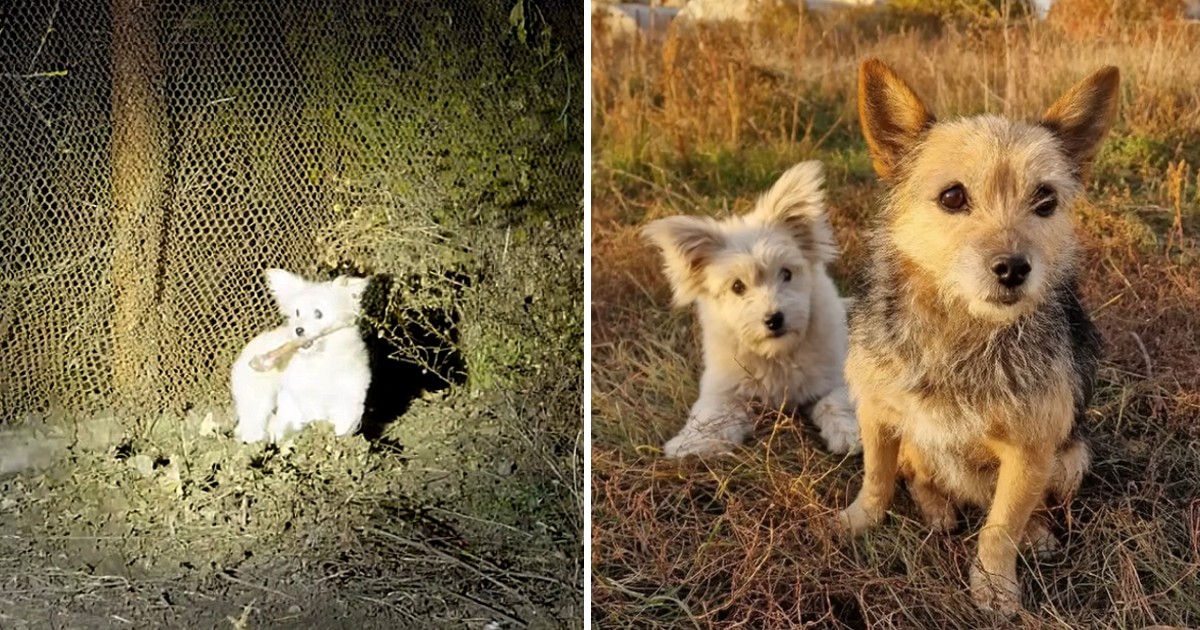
[592,6,1200,629]
[594,6,1200,169]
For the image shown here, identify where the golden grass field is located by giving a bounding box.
[591,3,1200,628]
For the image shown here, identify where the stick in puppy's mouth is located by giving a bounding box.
[249,323,354,373]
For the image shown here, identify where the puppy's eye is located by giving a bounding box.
[1032,185,1057,218]
[731,279,746,296]
[295,309,300,317]
[314,309,323,319]
[781,268,792,282]
[938,184,969,213]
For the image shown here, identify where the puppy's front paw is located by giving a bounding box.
[267,421,295,444]
[819,418,862,455]
[969,565,1021,616]
[662,432,736,458]
[234,424,266,444]
[330,415,362,438]
[811,397,861,455]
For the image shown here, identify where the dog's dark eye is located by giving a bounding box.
[781,268,792,282]
[314,309,323,319]
[938,184,969,213]
[731,280,746,296]
[295,309,300,317]
[1032,185,1057,217]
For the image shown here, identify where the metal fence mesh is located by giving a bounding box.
[0,0,583,421]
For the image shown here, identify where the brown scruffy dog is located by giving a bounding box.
[838,59,1119,614]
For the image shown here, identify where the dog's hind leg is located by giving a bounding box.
[328,397,364,438]
[810,386,862,455]
[1049,438,1090,502]
[900,443,957,532]
[1016,439,1087,559]
[1021,513,1060,559]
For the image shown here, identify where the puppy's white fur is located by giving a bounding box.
[642,161,860,457]
[231,269,371,443]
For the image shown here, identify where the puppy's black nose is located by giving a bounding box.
[295,326,305,337]
[991,254,1031,288]
[764,312,784,332]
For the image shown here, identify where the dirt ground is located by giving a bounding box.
[2,380,580,629]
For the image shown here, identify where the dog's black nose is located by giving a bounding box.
[990,254,1031,288]
[764,312,784,331]
[295,326,305,337]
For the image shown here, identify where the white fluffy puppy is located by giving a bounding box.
[231,269,371,443]
[642,161,860,457]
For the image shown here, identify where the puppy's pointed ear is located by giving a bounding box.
[1041,66,1120,181]
[641,216,723,307]
[335,275,369,301]
[858,59,935,180]
[752,160,838,264]
[265,268,306,314]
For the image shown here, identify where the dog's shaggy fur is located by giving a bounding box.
[642,161,860,458]
[838,59,1118,614]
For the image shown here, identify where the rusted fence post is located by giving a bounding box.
[110,0,166,409]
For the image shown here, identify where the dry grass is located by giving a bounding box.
[591,6,1200,629]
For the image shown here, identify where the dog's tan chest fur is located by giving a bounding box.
[850,341,1074,504]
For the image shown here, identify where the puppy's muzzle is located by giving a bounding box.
[294,326,314,349]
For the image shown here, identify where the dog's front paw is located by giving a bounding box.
[662,432,736,458]
[234,423,266,444]
[969,565,1021,616]
[837,496,886,536]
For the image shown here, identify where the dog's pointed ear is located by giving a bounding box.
[335,275,369,301]
[265,268,306,313]
[641,216,723,306]
[1041,66,1120,181]
[752,160,838,264]
[858,59,935,180]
